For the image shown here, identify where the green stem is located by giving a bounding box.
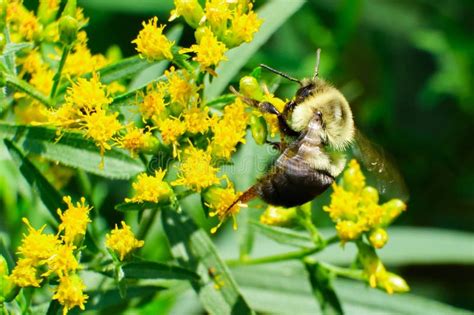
[226,235,339,267]
[50,45,71,99]
[5,74,53,107]
[136,208,159,240]
[319,261,366,281]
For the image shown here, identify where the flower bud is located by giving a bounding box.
[239,76,263,101]
[249,113,267,145]
[260,206,297,227]
[194,26,207,44]
[381,199,407,226]
[62,0,77,18]
[361,186,379,204]
[169,0,204,29]
[385,272,410,293]
[38,0,60,24]
[58,15,78,45]
[342,160,365,192]
[368,228,388,249]
[0,255,16,303]
[336,220,363,242]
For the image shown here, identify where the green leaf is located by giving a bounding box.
[232,264,470,315]
[0,123,145,179]
[85,285,165,311]
[316,227,474,266]
[305,262,343,315]
[205,0,306,99]
[121,261,199,281]
[115,202,161,212]
[251,221,314,248]
[161,208,254,315]
[4,139,62,223]
[1,42,33,57]
[93,55,160,84]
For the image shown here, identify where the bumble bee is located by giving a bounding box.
[227,49,407,212]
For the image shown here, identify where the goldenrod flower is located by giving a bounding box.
[173,145,221,192]
[80,108,122,161]
[57,196,92,245]
[139,82,168,121]
[169,0,204,28]
[64,45,108,76]
[165,67,200,107]
[52,274,88,315]
[65,73,112,112]
[117,124,155,157]
[17,218,60,263]
[29,69,54,95]
[105,221,144,261]
[18,9,42,41]
[158,117,186,156]
[44,244,79,278]
[203,0,232,36]
[210,98,248,159]
[19,50,45,75]
[9,258,41,287]
[107,81,126,95]
[42,103,78,131]
[203,184,241,233]
[132,16,174,61]
[180,27,228,74]
[225,4,262,47]
[324,160,406,245]
[182,106,211,134]
[125,169,173,203]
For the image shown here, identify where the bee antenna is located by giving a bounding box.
[313,48,321,80]
[259,64,302,85]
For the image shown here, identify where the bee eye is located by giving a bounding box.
[296,83,315,99]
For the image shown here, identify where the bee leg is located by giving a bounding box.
[266,140,283,151]
[224,185,258,216]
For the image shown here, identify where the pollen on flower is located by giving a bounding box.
[165,67,200,107]
[44,244,79,278]
[204,0,232,34]
[172,145,221,192]
[179,27,228,74]
[202,183,241,233]
[65,73,112,112]
[64,45,108,76]
[57,196,92,245]
[105,221,145,260]
[17,218,60,263]
[158,117,187,155]
[132,16,174,61]
[80,108,122,160]
[29,69,55,95]
[125,169,173,203]
[52,274,88,315]
[210,98,248,159]
[117,124,155,157]
[169,0,204,28]
[139,82,168,121]
[183,106,211,134]
[225,4,262,47]
[324,160,407,246]
[9,258,42,287]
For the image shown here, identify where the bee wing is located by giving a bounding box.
[350,129,409,201]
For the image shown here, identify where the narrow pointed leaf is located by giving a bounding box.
[0,123,145,179]
[305,262,344,315]
[121,261,199,281]
[251,221,314,248]
[161,209,254,315]
[4,139,62,223]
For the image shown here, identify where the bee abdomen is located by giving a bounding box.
[256,165,334,208]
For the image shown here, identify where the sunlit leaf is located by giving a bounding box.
[0,123,145,179]
[251,221,314,248]
[121,261,199,281]
[161,208,254,315]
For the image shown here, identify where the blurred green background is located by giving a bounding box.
[11,0,474,312]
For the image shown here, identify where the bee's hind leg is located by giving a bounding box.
[224,185,259,216]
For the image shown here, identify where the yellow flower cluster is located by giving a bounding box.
[126,169,173,203]
[168,0,262,73]
[9,196,91,315]
[132,16,174,61]
[105,222,145,261]
[202,182,242,233]
[323,160,407,246]
[210,98,249,160]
